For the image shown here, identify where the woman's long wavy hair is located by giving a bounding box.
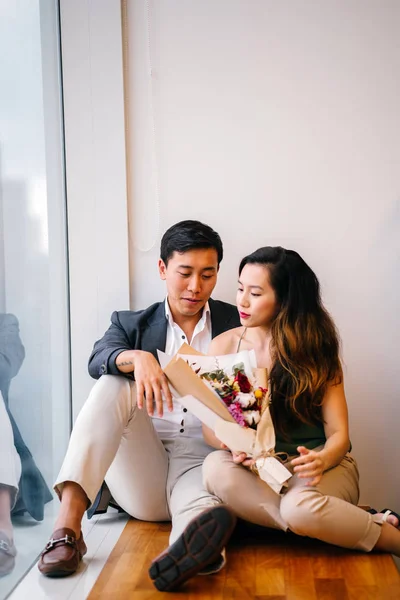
[239,247,341,437]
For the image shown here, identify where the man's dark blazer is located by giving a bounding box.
[0,313,53,521]
[88,298,241,380]
[86,298,240,517]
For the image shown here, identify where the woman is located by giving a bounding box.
[202,246,400,556]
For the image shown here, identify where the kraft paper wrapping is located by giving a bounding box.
[163,355,236,423]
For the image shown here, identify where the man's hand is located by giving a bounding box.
[290,446,326,486]
[116,350,173,417]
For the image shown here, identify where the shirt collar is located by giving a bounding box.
[164,297,211,327]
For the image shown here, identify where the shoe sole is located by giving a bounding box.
[149,505,236,592]
[37,565,78,578]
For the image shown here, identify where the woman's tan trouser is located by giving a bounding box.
[0,393,21,509]
[203,449,384,552]
[54,375,220,543]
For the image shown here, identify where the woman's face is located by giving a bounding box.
[236,263,278,328]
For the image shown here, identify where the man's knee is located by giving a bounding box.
[87,374,135,408]
[203,450,236,495]
[94,374,132,392]
[280,488,328,536]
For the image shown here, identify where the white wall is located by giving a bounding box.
[125,0,400,511]
[60,0,130,417]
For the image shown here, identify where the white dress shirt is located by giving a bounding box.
[151,298,212,440]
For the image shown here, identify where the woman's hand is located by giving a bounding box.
[220,444,255,467]
[290,446,326,486]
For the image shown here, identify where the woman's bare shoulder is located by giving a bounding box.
[209,327,245,355]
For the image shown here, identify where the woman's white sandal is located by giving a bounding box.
[381,508,400,526]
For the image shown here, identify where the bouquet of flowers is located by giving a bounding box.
[198,362,267,430]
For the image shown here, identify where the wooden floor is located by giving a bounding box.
[89,519,400,600]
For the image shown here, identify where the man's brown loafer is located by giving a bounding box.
[38,528,87,577]
[0,531,17,577]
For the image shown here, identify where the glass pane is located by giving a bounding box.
[0,1,70,596]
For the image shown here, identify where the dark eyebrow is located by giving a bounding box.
[179,265,216,271]
[238,279,263,290]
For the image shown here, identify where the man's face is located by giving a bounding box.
[158,248,219,320]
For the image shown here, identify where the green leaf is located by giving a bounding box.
[232,363,245,376]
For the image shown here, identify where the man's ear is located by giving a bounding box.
[158,258,167,280]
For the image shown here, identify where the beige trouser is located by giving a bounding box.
[203,449,384,552]
[54,375,220,543]
[0,393,21,508]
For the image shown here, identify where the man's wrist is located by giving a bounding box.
[115,350,138,373]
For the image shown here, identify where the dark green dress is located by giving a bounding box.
[275,421,326,456]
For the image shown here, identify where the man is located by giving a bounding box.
[38,220,240,591]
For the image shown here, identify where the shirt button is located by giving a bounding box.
[180,428,184,433]
[181,335,185,339]
[183,408,187,413]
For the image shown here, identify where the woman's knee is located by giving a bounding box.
[280,488,328,536]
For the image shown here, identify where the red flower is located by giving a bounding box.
[234,371,251,393]
[220,392,236,405]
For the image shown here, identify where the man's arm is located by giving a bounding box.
[88,311,134,379]
[115,349,172,415]
[88,311,172,416]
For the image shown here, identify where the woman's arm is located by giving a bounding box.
[203,423,255,466]
[202,333,234,448]
[318,378,351,468]
[291,377,350,485]
[202,424,223,449]
[203,328,254,466]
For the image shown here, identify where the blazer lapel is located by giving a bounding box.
[140,302,168,357]
[209,298,238,338]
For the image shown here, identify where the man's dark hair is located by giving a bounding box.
[160,220,223,265]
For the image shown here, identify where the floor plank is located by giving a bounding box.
[89,519,400,599]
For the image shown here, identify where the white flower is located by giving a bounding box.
[244,410,261,426]
[236,392,254,409]
[211,381,223,390]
